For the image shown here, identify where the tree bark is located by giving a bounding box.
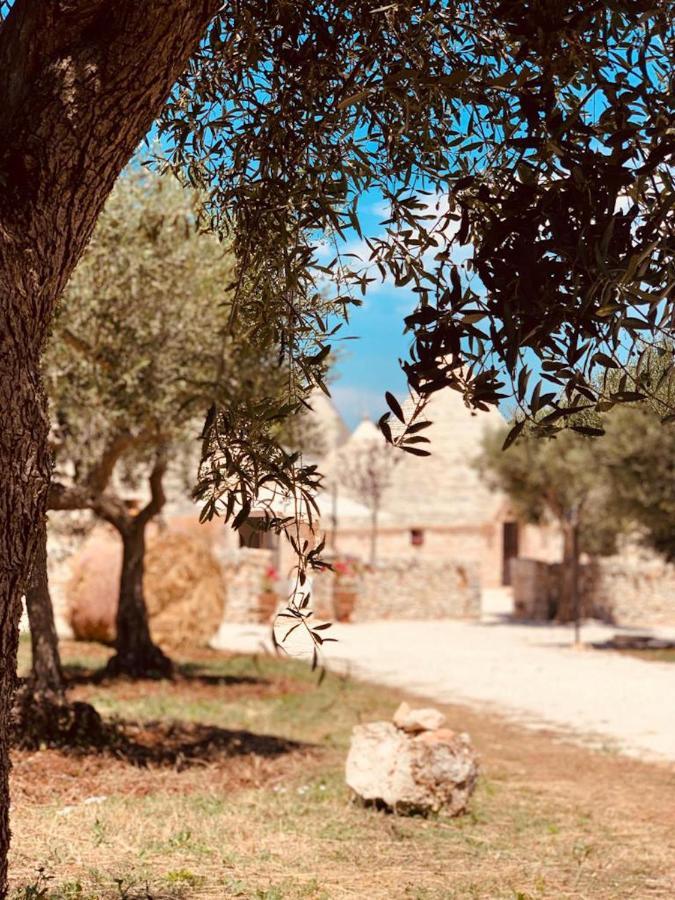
[0,0,220,886]
[24,515,64,698]
[103,454,172,679]
[0,355,51,892]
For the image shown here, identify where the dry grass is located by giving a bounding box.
[9,639,675,899]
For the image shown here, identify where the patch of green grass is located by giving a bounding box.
[10,642,675,900]
[75,651,390,746]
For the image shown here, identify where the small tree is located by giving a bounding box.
[44,166,235,678]
[337,424,399,566]
[477,426,619,639]
[602,406,675,563]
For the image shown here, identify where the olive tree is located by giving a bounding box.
[0,0,672,886]
[601,362,675,563]
[43,166,265,679]
[477,426,620,637]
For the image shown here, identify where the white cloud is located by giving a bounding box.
[330,383,389,427]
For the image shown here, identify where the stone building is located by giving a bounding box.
[49,385,675,639]
[320,388,558,590]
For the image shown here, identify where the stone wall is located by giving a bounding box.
[353,558,480,621]
[586,556,675,627]
[512,555,675,627]
[216,552,481,625]
[333,526,498,588]
[217,547,278,624]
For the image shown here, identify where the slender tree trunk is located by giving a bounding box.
[13,512,107,753]
[105,519,172,679]
[369,505,379,567]
[558,521,581,638]
[24,516,64,698]
[104,455,172,679]
[0,356,51,892]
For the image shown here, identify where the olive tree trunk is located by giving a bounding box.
[103,454,172,679]
[13,512,108,753]
[24,516,65,699]
[558,520,581,641]
[0,356,51,887]
[0,0,220,887]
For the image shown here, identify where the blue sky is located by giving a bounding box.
[321,191,470,429]
[330,287,413,429]
[312,192,421,428]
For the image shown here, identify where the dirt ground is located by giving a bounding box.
[8,640,675,899]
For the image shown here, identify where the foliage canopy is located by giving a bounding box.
[159,0,674,458]
[477,425,620,559]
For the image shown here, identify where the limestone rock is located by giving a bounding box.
[393,701,446,733]
[345,720,478,816]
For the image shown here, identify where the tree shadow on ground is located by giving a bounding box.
[590,635,675,651]
[110,718,307,768]
[15,710,308,766]
[62,662,269,689]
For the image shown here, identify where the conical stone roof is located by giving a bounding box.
[300,388,350,460]
[381,389,505,527]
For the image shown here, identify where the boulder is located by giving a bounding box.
[393,701,446,733]
[345,719,478,816]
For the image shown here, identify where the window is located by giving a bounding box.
[410,528,424,547]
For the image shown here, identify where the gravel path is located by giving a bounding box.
[213,614,675,762]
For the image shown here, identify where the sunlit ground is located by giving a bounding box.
[9,640,675,899]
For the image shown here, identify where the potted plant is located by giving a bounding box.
[258,565,279,623]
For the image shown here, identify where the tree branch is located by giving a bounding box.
[47,481,91,512]
[48,478,130,532]
[136,450,168,527]
[90,492,131,534]
[84,432,135,497]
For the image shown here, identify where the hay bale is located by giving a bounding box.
[67,526,120,644]
[144,529,226,650]
[66,521,226,650]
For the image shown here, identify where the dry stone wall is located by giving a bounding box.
[353,558,480,621]
[216,547,278,624]
[586,556,675,627]
[215,552,481,625]
[512,555,675,627]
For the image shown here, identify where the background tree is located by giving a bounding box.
[44,166,239,679]
[477,426,620,639]
[0,0,672,884]
[602,405,675,564]
[336,425,399,566]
